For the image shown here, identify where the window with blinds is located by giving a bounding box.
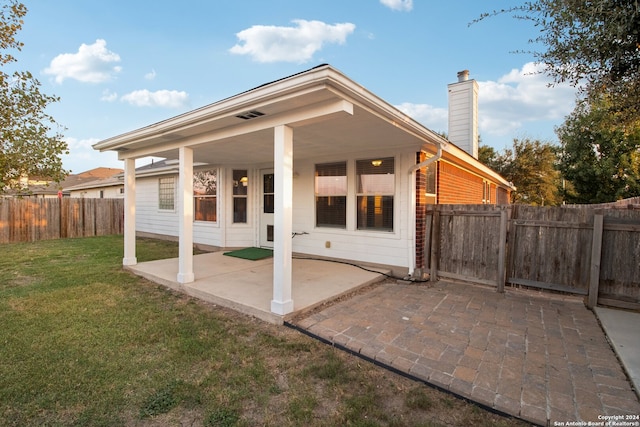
[356,158,394,231]
[233,169,248,223]
[315,162,347,228]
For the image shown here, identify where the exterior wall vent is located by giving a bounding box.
[236,110,265,120]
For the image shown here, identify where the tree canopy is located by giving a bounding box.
[557,95,640,203]
[1,1,67,194]
[479,139,562,205]
[476,0,640,126]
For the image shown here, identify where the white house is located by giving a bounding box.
[65,175,124,198]
[93,64,511,317]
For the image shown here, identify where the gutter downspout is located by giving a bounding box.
[407,141,443,278]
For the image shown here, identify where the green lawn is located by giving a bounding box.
[0,236,527,426]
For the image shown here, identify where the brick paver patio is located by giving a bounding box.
[293,280,640,426]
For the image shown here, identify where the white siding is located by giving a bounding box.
[134,149,417,268]
[448,78,479,159]
[289,151,414,268]
[69,186,123,198]
[136,176,180,238]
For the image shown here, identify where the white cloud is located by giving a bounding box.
[478,62,577,137]
[396,102,448,134]
[62,137,121,173]
[229,19,356,63]
[145,69,156,80]
[120,89,189,108]
[395,62,577,142]
[100,89,118,102]
[65,137,100,151]
[44,39,122,84]
[380,0,413,11]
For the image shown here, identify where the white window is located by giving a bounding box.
[483,181,491,204]
[315,162,347,228]
[356,157,395,232]
[194,170,217,222]
[232,170,248,223]
[425,161,437,204]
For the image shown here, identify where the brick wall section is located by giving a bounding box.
[497,187,510,204]
[414,156,510,273]
[437,161,484,204]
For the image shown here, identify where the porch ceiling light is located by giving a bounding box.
[235,110,265,120]
[371,159,383,167]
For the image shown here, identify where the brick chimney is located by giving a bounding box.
[448,70,479,159]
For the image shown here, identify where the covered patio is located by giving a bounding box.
[126,251,390,324]
[94,64,446,318]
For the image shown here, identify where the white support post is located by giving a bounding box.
[271,125,294,315]
[123,158,137,266]
[177,146,195,284]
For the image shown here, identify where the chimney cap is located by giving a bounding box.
[457,70,470,82]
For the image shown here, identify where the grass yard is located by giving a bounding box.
[0,236,529,426]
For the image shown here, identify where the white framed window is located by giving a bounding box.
[194,169,217,222]
[356,157,395,232]
[158,177,175,210]
[315,162,347,228]
[425,161,437,204]
[483,180,491,204]
[232,169,248,223]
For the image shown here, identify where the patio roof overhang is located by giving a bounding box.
[93,64,445,164]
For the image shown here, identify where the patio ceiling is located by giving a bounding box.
[152,104,428,166]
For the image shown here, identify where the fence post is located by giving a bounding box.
[429,206,441,283]
[497,206,509,293]
[588,211,604,309]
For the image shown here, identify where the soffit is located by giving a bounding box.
[149,103,426,165]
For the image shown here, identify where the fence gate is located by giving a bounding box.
[422,203,640,312]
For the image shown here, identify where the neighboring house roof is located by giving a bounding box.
[54,167,124,195]
[61,167,124,188]
[12,167,124,196]
[94,64,511,189]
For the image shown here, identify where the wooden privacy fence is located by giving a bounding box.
[423,204,640,311]
[0,198,124,244]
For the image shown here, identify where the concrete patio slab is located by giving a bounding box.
[292,280,640,426]
[595,307,640,400]
[126,252,388,324]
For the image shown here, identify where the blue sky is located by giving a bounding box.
[15,0,579,173]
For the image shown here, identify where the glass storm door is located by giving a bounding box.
[259,170,274,248]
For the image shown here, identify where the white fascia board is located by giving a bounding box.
[323,71,448,148]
